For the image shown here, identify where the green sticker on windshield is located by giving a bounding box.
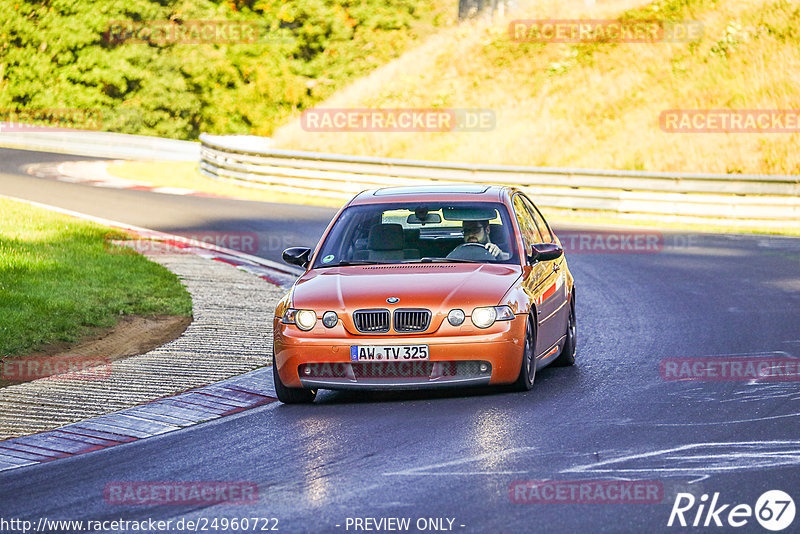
[322,254,335,263]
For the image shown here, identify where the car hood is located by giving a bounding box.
[291,263,522,314]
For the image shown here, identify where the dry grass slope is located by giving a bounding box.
[272,0,799,175]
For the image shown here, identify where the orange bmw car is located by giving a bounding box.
[273,185,575,403]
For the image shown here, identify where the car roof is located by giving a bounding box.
[349,184,512,205]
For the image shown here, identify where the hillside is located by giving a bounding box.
[271,0,800,175]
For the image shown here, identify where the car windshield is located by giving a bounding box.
[311,201,519,268]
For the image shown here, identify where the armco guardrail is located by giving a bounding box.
[0,129,199,161]
[199,133,800,227]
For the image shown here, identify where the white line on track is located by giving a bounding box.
[383,447,537,476]
[562,441,800,476]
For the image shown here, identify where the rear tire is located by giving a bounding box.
[513,315,536,391]
[552,294,576,367]
[273,354,316,404]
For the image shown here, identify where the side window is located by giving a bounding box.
[512,195,543,251]
[521,195,553,243]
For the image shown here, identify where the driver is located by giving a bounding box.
[461,220,510,260]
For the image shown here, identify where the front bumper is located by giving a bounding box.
[274,315,526,390]
[298,360,493,390]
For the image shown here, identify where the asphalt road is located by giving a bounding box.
[0,149,335,265]
[1,148,799,533]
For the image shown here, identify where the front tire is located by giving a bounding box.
[513,315,536,391]
[552,294,576,367]
[273,354,316,404]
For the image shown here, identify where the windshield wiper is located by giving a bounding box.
[412,257,483,264]
[325,260,387,267]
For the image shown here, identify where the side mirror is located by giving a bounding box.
[282,247,312,268]
[528,243,563,264]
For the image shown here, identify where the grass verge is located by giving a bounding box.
[545,209,800,236]
[0,197,192,358]
[107,161,345,208]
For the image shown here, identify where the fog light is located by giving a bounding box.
[479,363,488,372]
[447,309,465,326]
[322,311,338,328]
[303,366,312,375]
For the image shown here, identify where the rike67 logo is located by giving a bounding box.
[668,490,795,531]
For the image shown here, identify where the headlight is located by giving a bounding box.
[471,307,497,328]
[322,311,338,328]
[447,309,466,326]
[295,310,317,330]
[282,308,317,331]
[471,306,515,328]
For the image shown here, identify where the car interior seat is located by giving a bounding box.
[355,223,407,261]
[402,228,421,259]
[489,224,510,252]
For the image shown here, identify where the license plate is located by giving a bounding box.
[350,345,429,362]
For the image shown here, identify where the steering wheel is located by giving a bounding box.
[446,242,496,261]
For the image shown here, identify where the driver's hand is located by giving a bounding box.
[484,243,501,257]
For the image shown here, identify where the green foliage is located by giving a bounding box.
[0,0,451,139]
[0,199,192,357]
